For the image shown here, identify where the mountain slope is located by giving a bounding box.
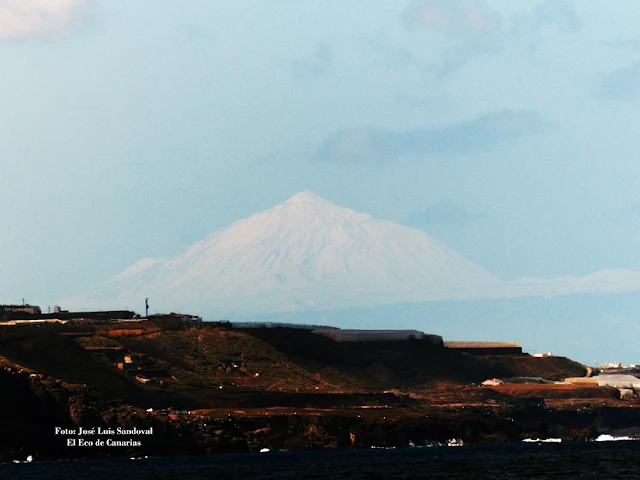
[67,191,501,316]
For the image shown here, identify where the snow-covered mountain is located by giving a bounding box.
[65,191,503,316]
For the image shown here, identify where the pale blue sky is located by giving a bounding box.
[2,0,640,309]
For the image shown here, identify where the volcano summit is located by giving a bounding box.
[67,191,502,316]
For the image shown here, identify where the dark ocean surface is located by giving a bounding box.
[1,441,639,480]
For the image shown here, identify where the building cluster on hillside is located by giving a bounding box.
[0,304,42,315]
[148,312,203,324]
[0,303,202,326]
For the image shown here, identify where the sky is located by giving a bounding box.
[2,0,640,313]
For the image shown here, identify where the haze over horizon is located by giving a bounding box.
[3,1,640,363]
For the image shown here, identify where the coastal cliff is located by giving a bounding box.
[2,322,637,460]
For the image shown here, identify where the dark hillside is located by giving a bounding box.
[0,322,623,461]
[240,327,581,388]
[0,323,587,410]
[0,326,155,405]
[484,355,586,380]
[116,326,515,392]
[118,328,326,392]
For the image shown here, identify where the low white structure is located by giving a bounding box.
[595,375,640,389]
[619,388,635,399]
[179,314,202,324]
[482,378,505,386]
[0,319,68,326]
[600,362,623,369]
[566,375,640,389]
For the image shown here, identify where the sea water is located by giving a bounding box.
[1,441,639,480]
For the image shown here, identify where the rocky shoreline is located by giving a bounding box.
[1,324,639,461]
[3,366,640,461]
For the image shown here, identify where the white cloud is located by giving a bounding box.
[402,0,581,77]
[402,0,501,42]
[0,0,90,41]
[403,0,502,48]
[402,0,502,77]
[510,0,581,36]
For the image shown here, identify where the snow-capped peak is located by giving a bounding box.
[272,191,370,224]
[283,190,328,205]
[65,192,501,316]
